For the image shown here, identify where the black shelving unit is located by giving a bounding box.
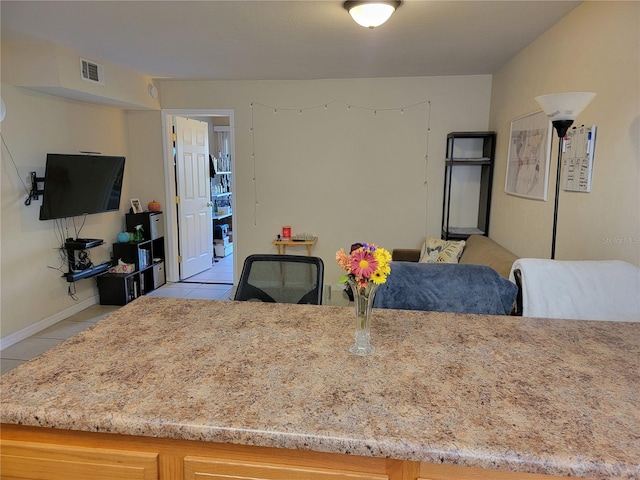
[97,212,165,305]
[441,132,496,240]
[96,271,144,305]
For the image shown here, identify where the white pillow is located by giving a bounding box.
[419,237,466,264]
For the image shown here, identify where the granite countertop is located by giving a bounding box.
[1,296,639,479]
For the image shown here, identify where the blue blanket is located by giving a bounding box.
[373,262,518,315]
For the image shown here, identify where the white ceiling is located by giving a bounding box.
[1,0,580,81]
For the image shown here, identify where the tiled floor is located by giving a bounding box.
[182,252,234,284]
[0,304,120,375]
[147,281,233,301]
[0,256,235,375]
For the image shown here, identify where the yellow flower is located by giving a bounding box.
[377,263,391,275]
[374,247,392,265]
[371,271,387,285]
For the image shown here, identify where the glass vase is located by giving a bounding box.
[347,278,378,356]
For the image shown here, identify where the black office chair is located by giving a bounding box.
[234,254,324,305]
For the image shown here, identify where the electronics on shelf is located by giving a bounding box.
[64,238,104,249]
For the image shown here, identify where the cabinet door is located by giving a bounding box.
[184,457,388,480]
[0,439,158,480]
[418,462,578,480]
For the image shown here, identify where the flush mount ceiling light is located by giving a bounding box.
[344,1,401,28]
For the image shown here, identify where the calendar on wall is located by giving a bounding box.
[562,125,597,192]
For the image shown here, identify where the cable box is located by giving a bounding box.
[65,238,104,249]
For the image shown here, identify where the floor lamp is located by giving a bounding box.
[535,92,596,259]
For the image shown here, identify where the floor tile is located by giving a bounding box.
[186,285,233,300]
[148,288,193,298]
[1,359,25,375]
[35,320,95,340]
[1,337,64,361]
[182,254,234,284]
[151,282,199,294]
[192,283,233,291]
[67,305,119,323]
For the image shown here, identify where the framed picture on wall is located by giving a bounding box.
[505,110,552,201]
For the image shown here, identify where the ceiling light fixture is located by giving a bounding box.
[344,1,401,29]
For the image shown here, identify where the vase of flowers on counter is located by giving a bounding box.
[336,243,391,355]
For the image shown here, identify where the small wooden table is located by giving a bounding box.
[272,237,317,256]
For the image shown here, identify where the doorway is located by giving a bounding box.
[161,109,236,285]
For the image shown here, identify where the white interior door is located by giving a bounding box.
[175,116,213,279]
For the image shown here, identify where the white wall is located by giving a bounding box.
[489,1,640,265]
[126,111,165,208]
[4,34,161,110]
[0,83,132,339]
[157,76,493,285]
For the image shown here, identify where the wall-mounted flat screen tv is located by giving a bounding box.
[39,154,126,220]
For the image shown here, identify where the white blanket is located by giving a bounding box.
[510,259,640,321]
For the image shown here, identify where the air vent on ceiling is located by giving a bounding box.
[80,58,105,85]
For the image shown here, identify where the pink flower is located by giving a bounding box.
[350,249,378,279]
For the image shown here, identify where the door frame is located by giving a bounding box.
[161,109,236,283]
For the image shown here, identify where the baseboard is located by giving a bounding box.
[0,295,99,351]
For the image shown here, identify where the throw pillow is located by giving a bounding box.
[419,237,466,264]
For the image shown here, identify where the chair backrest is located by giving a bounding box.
[234,254,324,305]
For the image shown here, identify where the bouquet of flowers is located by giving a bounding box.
[335,242,392,292]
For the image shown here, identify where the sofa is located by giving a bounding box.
[373,235,520,316]
[388,235,640,320]
[392,234,518,279]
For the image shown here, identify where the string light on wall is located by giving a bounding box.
[423,113,432,239]
[250,103,259,226]
[249,98,432,229]
[251,98,429,116]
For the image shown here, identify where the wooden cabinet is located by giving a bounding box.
[441,132,496,240]
[0,424,591,480]
[418,462,575,480]
[0,426,395,480]
[184,456,388,480]
[0,439,158,480]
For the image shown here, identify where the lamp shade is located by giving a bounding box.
[535,92,596,121]
[344,1,401,28]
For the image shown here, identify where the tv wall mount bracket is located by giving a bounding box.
[25,171,44,206]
